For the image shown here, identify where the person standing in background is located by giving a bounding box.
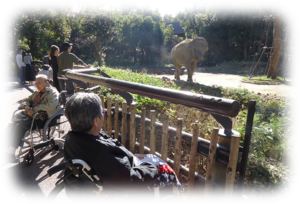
[42,53,51,66]
[16,48,27,85]
[23,51,35,85]
[57,42,91,93]
[49,45,60,92]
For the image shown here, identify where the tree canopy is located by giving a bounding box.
[11,7,288,74]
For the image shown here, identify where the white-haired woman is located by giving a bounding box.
[6,74,61,162]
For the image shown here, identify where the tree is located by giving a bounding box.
[1,0,72,58]
[162,14,174,23]
[267,16,282,79]
[228,1,262,60]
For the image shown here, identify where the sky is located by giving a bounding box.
[74,0,194,17]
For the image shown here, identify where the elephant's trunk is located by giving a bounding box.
[194,53,203,61]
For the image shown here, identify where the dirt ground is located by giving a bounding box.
[153,71,294,98]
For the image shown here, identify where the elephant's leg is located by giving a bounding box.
[174,64,181,80]
[186,62,193,82]
[190,61,197,80]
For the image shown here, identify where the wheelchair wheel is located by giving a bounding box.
[25,149,34,166]
[52,138,65,154]
[44,182,71,204]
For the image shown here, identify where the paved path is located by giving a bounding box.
[1,77,69,201]
[153,71,294,98]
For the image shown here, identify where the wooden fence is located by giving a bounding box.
[63,68,256,204]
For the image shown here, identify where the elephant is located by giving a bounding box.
[171,37,208,81]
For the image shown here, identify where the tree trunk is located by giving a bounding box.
[133,47,137,63]
[244,43,249,61]
[95,35,103,65]
[267,16,282,79]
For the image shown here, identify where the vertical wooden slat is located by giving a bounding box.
[225,134,241,194]
[204,128,219,193]
[161,115,169,162]
[121,102,127,146]
[130,103,137,153]
[139,108,146,154]
[100,95,106,132]
[114,99,119,140]
[150,110,156,154]
[107,97,112,136]
[187,123,199,192]
[173,118,182,177]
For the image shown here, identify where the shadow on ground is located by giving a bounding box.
[5,150,65,199]
[0,77,35,95]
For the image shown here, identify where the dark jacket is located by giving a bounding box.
[64,131,159,192]
[50,56,60,92]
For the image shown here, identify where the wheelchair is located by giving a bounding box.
[12,92,69,165]
[44,159,180,204]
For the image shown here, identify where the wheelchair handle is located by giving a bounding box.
[47,159,89,177]
[47,160,72,177]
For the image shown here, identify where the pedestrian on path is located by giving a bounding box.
[57,41,91,93]
[49,45,60,92]
[23,51,35,85]
[16,48,27,84]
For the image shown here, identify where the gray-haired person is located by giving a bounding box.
[63,93,159,195]
[6,74,61,162]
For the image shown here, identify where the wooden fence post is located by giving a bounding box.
[161,115,169,162]
[139,108,146,154]
[130,103,137,153]
[114,99,119,140]
[150,110,156,154]
[121,102,127,146]
[187,123,199,193]
[204,128,219,194]
[107,97,112,136]
[173,118,183,177]
[225,134,241,195]
[100,95,106,132]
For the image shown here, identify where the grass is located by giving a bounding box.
[242,75,292,85]
[93,65,291,191]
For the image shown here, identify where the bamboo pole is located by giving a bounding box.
[160,115,169,162]
[150,110,156,154]
[139,108,146,154]
[173,118,183,177]
[114,99,119,140]
[121,102,127,146]
[225,134,241,195]
[107,97,112,136]
[187,123,199,193]
[130,103,137,153]
[204,128,219,193]
[100,95,106,132]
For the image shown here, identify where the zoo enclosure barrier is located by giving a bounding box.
[60,66,256,194]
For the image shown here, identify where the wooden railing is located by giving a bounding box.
[61,67,256,194]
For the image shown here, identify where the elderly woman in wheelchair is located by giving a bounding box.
[48,92,182,198]
[7,74,64,164]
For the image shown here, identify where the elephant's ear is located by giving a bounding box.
[187,40,195,56]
